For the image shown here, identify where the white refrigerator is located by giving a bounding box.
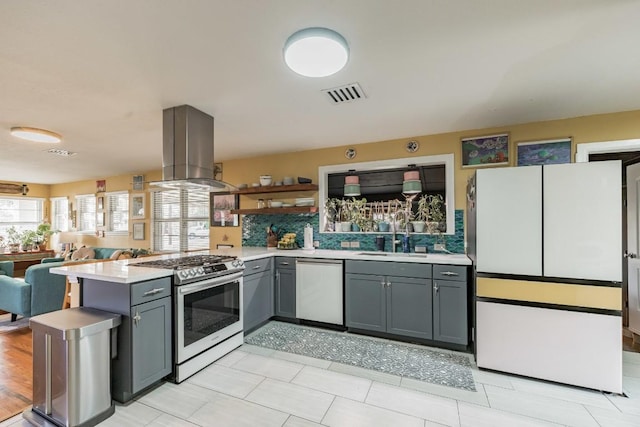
[469,161,623,393]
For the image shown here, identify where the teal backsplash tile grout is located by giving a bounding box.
[242,210,465,254]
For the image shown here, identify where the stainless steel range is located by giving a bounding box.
[135,254,245,382]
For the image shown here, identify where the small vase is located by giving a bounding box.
[340,221,352,232]
[411,221,426,233]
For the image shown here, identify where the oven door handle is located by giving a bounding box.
[178,273,242,295]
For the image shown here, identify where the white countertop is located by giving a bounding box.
[50,247,470,284]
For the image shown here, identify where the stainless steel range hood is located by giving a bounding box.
[150,105,236,192]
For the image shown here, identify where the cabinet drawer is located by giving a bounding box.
[275,257,296,269]
[131,278,172,306]
[244,258,272,276]
[346,260,431,278]
[433,265,468,281]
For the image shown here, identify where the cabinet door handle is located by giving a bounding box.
[381,280,386,287]
[387,281,391,288]
[434,282,439,293]
[143,288,164,296]
[253,265,262,269]
[441,271,459,276]
[276,271,280,284]
[133,311,141,326]
[280,262,290,266]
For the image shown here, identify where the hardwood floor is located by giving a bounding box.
[0,327,32,422]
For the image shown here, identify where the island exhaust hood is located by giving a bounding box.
[150,105,235,192]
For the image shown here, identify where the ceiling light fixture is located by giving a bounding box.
[10,127,62,143]
[284,27,349,77]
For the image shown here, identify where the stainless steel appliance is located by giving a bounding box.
[295,258,343,325]
[135,254,245,382]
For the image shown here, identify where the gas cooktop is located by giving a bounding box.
[134,255,245,285]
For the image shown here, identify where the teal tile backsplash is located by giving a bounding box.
[242,209,465,254]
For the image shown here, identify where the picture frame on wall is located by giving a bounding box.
[133,223,145,240]
[132,175,144,191]
[131,193,145,219]
[461,133,509,168]
[210,193,239,227]
[96,179,106,192]
[516,137,572,166]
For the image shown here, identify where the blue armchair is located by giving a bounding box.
[0,260,14,277]
[0,261,67,321]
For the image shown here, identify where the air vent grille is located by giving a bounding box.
[322,83,366,104]
[46,148,77,157]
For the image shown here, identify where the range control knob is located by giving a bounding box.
[232,260,244,268]
[197,267,205,275]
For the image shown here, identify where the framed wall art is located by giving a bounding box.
[132,174,144,191]
[210,193,239,227]
[133,223,145,240]
[461,133,509,168]
[96,179,106,192]
[517,138,572,166]
[131,193,145,219]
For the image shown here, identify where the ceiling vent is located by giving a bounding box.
[322,83,366,104]
[46,148,77,157]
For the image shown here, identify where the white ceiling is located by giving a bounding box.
[1,0,639,185]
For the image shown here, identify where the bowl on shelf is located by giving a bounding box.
[238,183,248,189]
[283,176,294,185]
[260,175,272,186]
[270,201,283,208]
[297,177,312,184]
[282,203,293,207]
[251,183,260,187]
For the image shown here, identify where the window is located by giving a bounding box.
[106,192,129,233]
[51,197,69,232]
[76,194,96,232]
[0,196,44,238]
[152,189,209,252]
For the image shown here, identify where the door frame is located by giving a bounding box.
[576,138,640,327]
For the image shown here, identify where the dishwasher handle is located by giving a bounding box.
[295,258,343,265]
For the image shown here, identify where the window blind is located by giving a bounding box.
[76,194,96,232]
[51,197,69,232]
[106,192,129,233]
[0,196,44,237]
[151,189,209,252]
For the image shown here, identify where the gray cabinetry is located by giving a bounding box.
[275,257,296,318]
[345,260,433,339]
[433,265,468,345]
[243,258,273,333]
[81,276,172,403]
[345,273,386,332]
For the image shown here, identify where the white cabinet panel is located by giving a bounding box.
[476,301,622,393]
[476,166,542,275]
[543,161,622,281]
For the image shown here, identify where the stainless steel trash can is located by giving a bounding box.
[23,307,121,427]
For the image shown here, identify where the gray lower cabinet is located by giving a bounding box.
[275,257,296,318]
[81,276,173,403]
[433,265,469,345]
[243,258,273,332]
[345,260,433,340]
[387,276,433,339]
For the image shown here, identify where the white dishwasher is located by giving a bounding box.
[296,258,343,325]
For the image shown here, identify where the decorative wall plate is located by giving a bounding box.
[345,148,357,159]
[406,140,419,153]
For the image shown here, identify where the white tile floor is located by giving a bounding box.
[3,344,640,427]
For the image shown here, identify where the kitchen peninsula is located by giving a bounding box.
[50,248,472,402]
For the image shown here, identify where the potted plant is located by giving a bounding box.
[338,199,352,232]
[349,197,369,232]
[324,198,341,232]
[20,229,38,251]
[411,195,430,233]
[425,194,445,240]
[35,222,57,250]
[6,226,21,252]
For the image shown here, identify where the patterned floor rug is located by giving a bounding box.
[245,321,476,391]
[0,314,30,334]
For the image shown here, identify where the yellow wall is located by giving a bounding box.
[5,109,640,251]
[213,109,640,247]
[47,170,161,250]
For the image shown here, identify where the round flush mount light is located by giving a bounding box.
[10,127,61,143]
[284,27,349,77]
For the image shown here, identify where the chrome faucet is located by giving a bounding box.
[390,210,410,253]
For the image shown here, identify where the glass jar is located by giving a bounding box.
[257,199,264,209]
